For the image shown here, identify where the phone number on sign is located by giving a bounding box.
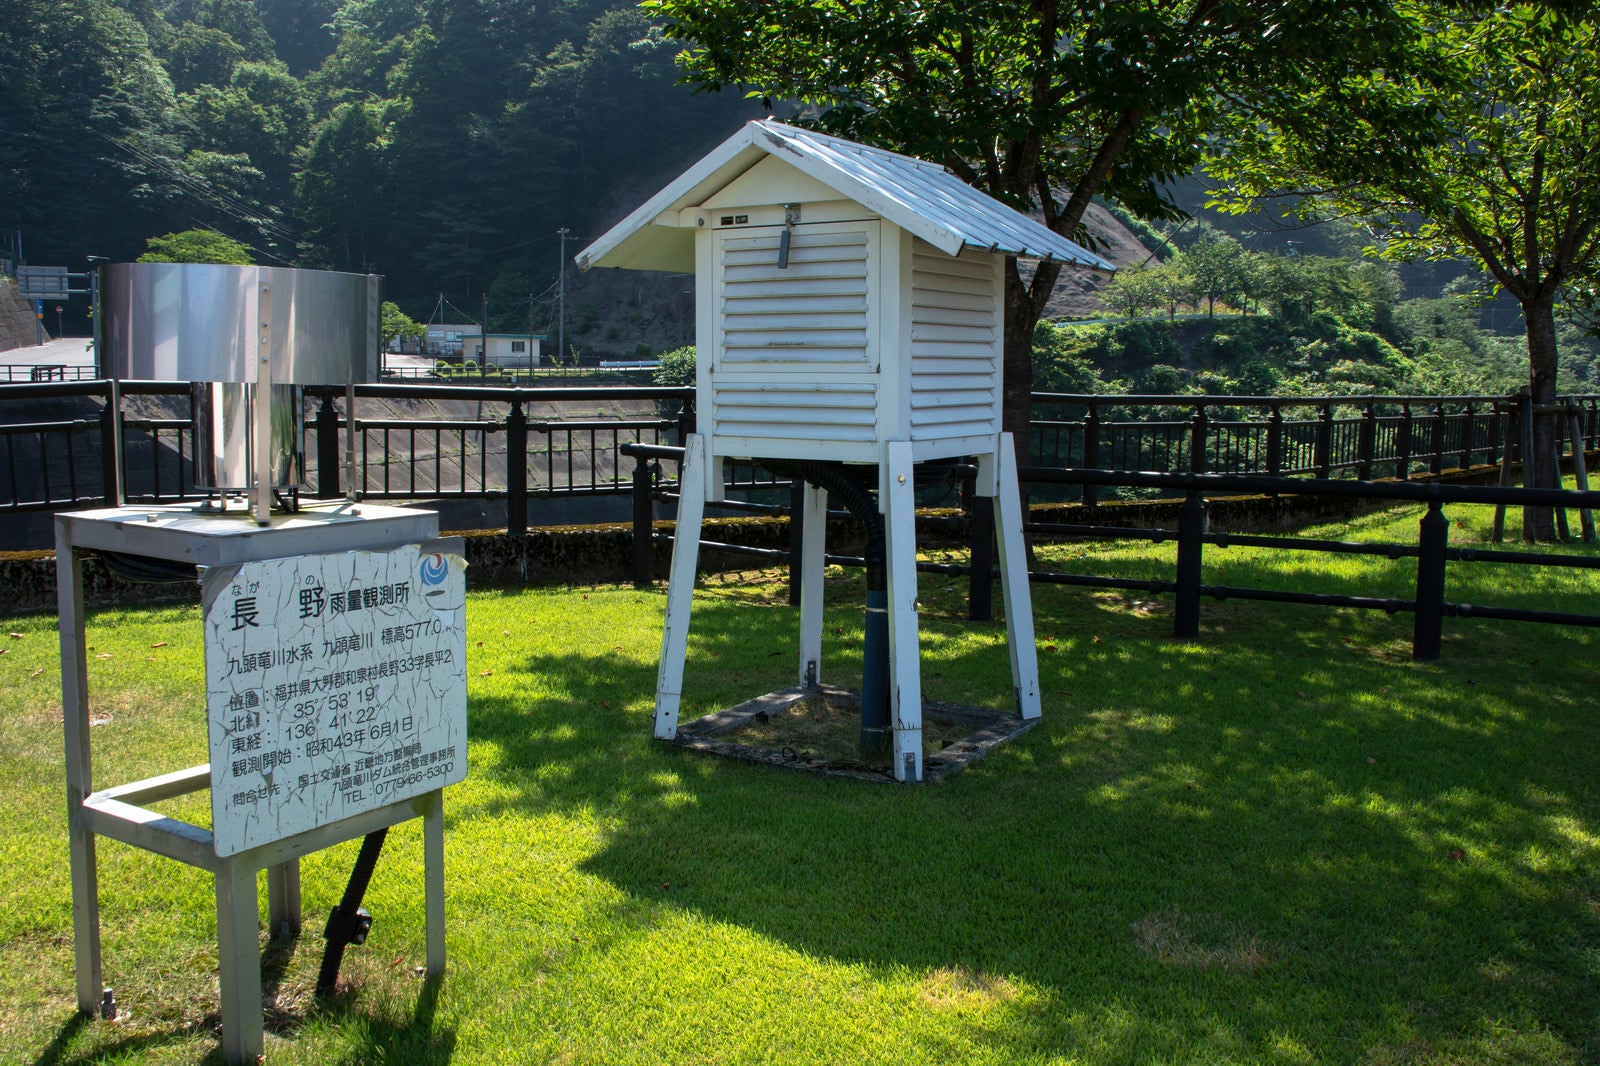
[372,760,455,796]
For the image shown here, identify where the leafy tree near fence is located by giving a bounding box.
[380,301,424,351]
[1212,3,1600,539]
[645,0,1420,462]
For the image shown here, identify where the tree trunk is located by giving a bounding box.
[1522,293,1561,541]
[1002,264,1041,473]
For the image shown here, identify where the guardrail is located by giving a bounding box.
[1029,392,1600,498]
[0,364,99,383]
[301,383,692,536]
[2,381,1598,531]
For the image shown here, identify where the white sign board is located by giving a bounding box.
[203,543,467,856]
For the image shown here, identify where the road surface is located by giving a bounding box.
[0,338,440,378]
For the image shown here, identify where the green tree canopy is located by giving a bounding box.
[380,299,424,348]
[1211,3,1600,537]
[646,0,1419,444]
[136,228,254,263]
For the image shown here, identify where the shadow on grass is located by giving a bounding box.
[30,1012,88,1066]
[314,973,455,1066]
[462,570,1600,1060]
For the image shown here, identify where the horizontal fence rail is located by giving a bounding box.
[1028,392,1600,499]
[0,364,99,383]
[1017,467,1600,659]
[2,379,1597,531]
[4,373,1598,656]
[621,443,1600,659]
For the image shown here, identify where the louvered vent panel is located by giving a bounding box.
[711,382,878,443]
[719,229,871,366]
[909,246,999,439]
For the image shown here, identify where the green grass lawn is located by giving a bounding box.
[2,501,1598,1064]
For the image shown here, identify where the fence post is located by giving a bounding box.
[788,479,805,607]
[1397,403,1413,479]
[968,493,995,622]
[1357,403,1376,481]
[1173,492,1205,639]
[675,396,696,445]
[99,382,121,505]
[631,450,654,589]
[316,394,341,498]
[506,398,527,537]
[1189,404,1209,474]
[1314,402,1333,479]
[1487,400,1503,467]
[1566,404,1596,542]
[1459,402,1474,469]
[1082,403,1100,506]
[1412,498,1448,660]
[1266,403,1283,477]
[1429,402,1445,474]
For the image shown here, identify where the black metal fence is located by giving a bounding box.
[1030,393,1600,498]
[5,375,1599,655]
[3,380,1598,528]
[0,364,99,383]
[620,447,1600,660]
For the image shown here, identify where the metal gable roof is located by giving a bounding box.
[577,120,1114,274]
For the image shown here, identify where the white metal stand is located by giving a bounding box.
[652,432,1040,783]
[55,502,452,1064]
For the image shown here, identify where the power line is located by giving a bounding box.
[102,132,301,249]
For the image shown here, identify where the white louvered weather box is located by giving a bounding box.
[580,121,1111,782]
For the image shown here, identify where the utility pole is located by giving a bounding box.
[557,227,570,367]
[480,292,488,367]
[527,291,535,370]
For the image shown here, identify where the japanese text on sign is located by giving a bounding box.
[203,544,467,856]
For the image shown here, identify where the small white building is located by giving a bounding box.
[467,332,543,368]
[580,120,1111,781]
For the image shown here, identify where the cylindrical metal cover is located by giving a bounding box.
[99,263,379,385]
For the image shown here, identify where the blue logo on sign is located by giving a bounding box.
[419,553,447,587]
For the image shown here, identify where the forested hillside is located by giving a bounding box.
[0,0,764,325]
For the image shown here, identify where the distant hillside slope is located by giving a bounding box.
[1041,202,1156,321]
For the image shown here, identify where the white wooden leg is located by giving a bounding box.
[656,434,707,739]
[797,482,827,687]
[883,441,923,782]
[994,434,1041,719]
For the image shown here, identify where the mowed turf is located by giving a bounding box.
[1,500,1597,1064]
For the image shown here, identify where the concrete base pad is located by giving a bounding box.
[667,683,1036,783]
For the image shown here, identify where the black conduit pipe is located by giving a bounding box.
[315,828,388,998]
[761,459,890,761]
